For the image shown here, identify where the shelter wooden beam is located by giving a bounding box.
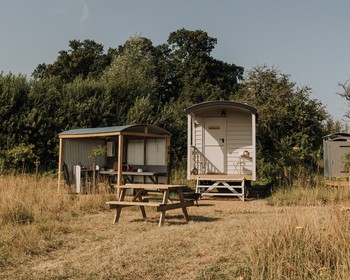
[57,138,63,192]
[121,132,170,138]
[117,134,123,197]
[165,137,171,184]
[59,132,121,139]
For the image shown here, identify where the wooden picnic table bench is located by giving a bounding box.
[106,184,195,226]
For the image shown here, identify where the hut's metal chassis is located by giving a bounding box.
[194,175,250,201]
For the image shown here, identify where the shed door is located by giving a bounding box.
[204,118,226,173]
[329,142,350,177]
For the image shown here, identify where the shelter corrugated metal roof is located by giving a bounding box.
[184,100,258,115]
[58,124,171,137]
[59,125,133,135]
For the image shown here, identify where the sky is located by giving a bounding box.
[0,0,349,123]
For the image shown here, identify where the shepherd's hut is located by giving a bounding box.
[185,101,257,200]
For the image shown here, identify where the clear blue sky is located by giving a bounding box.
[1,0,349,123]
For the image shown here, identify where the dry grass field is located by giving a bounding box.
[1,175,350,279]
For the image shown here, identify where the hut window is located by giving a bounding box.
[146,139,166,165]
[127,140,144,165]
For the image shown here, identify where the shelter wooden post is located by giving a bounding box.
[252,113,256,180]
[187,114,192,180]
[116,134,124,197]
[165,137,171,184]
[57,138,63,192]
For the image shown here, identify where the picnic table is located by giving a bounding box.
[106,184,195,226]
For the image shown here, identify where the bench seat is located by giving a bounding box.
[106,201,162,208]
[106,200,194,212]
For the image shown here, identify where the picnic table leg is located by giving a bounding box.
[140,206,147,220]
[177,189,190,221]
[159,189,170,226]
[114,206,122,223]
[113,189,126,224]
[132,189,147,220]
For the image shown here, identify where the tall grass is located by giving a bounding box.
[266,174,350,206]
[2,174,350,279]
[236,176,350,279]
[0,175,113,225]
[267,184,350,206]
[0,174,114,268]
[238,207,350,279]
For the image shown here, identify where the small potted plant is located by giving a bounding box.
[88,145,106,192]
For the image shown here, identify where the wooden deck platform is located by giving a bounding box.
[190,174,252,181]
[325,179,350,188]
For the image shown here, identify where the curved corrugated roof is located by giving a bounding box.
[184,100,257,115]
[59,124,171,138]
[322,133,350,140]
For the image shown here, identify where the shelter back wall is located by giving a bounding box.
[63,139,106,172]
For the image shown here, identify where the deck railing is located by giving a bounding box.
[191,146,253,176]
[191,146,221,174]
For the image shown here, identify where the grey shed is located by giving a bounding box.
[323,133,350,179]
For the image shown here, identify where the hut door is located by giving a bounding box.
[204,118,226,173]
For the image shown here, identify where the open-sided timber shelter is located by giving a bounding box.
[185,101,257,200]
[57,125,171,192]
[323,133,350,186]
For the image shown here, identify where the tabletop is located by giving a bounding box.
[99,170,163,176]
[122,183,186,190]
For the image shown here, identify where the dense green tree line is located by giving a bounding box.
[0,29,343,186]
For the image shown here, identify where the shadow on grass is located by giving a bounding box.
[129,214,220,225]
[166,214,220,224]
[187,215,220,223]
[195,203,215,207]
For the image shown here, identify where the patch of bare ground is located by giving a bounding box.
[0,198,346,279]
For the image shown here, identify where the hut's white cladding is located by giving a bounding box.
[185,101,257,181]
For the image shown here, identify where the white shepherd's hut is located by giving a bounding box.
[185,101,257,200]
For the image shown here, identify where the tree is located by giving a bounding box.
[0,73,32,171]
[126,94,158,125]
[164,29,243,103]
[236,66,329,187]
[33,39,115,82]
[338,79,350,119]
[62,77,116,128]
[104,35,158,100]
[24,76,67,169]
[7,143,36,174]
